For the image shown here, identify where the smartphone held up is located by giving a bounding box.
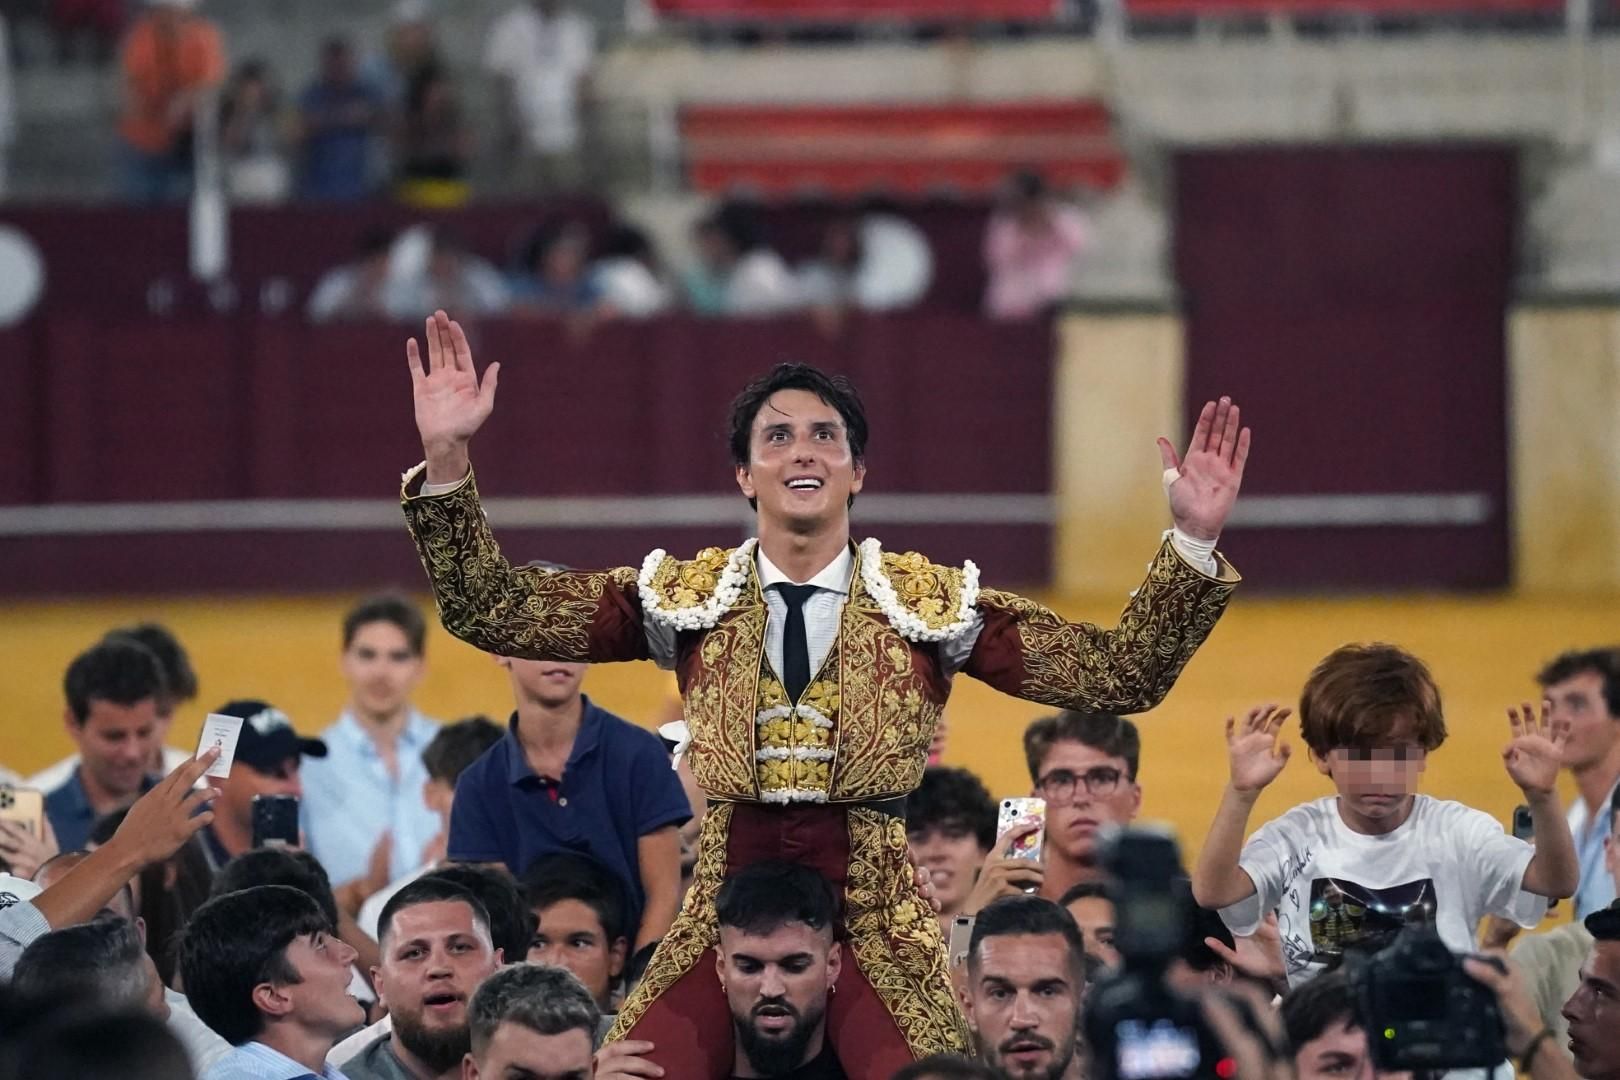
[997,796,1047,864]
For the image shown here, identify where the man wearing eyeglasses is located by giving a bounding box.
[1019,712,1143,902]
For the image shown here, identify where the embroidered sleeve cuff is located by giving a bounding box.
[401,461,474,500]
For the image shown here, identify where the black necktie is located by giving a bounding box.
[777,583,817,702]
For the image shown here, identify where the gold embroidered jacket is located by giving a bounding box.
[402,465,1239,1062]
[401,465,1240,807]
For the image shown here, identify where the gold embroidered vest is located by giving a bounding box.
[639,540,971,805]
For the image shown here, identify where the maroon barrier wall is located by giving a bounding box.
[1175,146,1515,591]
[0,313,1055,596]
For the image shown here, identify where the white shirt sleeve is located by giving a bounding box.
[0,899,51,982]
[644,619,677,670]
[1456,803,1547,928]
[1169,528,1220,578]
[328,1015,392,1068]
[1223,816,1293,937]
[414,469,469,497]
[937,615,986,676]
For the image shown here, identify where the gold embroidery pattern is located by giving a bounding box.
[878,551,969,632]
[606,803,734,1043]
[755,674,839,801]
[828,597,940,801]
[647,546,734,610]
[845,808,972,1056]
[685,603,768,801]
[401,471,637,662]
[982,538,1236,712]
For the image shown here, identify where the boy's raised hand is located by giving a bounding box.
[1503,699,1568,796]
[1226,704,1292,793]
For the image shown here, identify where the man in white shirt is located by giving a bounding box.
[483,0,595,194]
[1539,648,1620,920]
[356,717,505,941]
[302,594,442,893]
[182,884,364,1080]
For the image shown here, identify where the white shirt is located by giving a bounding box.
[592,257,671,318]
[205,1040,351,1080]
[328,1015,392,1069]
[1221,795,1545,988]
[26,745,192,792]
[1566,776,1620,919]
[483,4,595,153]
[642,544,983,684]
[726,251,800,316]
[166,988,233,1075]
[301,710,443,886]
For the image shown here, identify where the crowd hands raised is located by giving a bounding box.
[4,596,1620,1080]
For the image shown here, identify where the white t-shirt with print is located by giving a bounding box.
[1219,795,1545,988]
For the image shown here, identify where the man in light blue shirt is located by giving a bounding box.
[1539,648,1620,919]
[302,594,442,889]
[182,884,364,1080]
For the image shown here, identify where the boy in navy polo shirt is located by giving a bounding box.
[449,654,689,952]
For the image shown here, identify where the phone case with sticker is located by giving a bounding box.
[996,797,1047,863]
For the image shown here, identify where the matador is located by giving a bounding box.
[399,311,1252,1078]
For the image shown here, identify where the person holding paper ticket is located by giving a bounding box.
[194,699,329,873]
[398,309,1249,1077]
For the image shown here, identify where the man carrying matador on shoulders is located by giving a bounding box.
[398,311,1252,1078]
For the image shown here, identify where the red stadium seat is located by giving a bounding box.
[681,101,1125,197]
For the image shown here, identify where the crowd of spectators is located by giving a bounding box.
[2,581,1618,1078]
[0,0,1094,320]
[297,184,1087,325]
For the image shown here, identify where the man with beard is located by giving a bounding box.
[344,878,502,1080]
[962,896,1086,1080]
[715,860,845,1079]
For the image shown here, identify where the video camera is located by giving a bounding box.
[1084,826,1228,1080]
[1348,919,1507,1071]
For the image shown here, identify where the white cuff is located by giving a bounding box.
[1169,528,1219,577]
[418,468,471,497]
